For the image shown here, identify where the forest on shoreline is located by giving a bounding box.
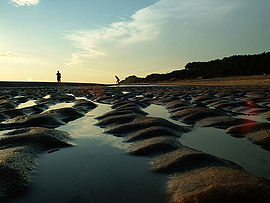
[120,52,270,84]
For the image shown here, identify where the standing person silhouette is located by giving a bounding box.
[56,71,61,83]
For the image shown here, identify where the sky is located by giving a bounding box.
[0,0,269,83]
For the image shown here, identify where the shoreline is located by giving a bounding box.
[120,74,270,86]
[2,74,270,88]
[0,81,109,88]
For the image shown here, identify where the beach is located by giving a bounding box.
[0,81,270,202]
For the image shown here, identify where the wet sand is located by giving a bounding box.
[0,83,270,202]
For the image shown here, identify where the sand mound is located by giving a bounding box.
[246,129,270,151]
[181,110,223,124]
[190,95,215,103]
[0,114,65,130]
[166,100,188,109]
[127,136,181,155]
[0,99,16,110]
[195,116,256,128]
[96,113,143,127]
[151,147,240,173]
[226,122,270,135]
[0,127,72,200]
[0,109,25,119]
[171,107,223,120]
[72,99,97,113]
[124,126,181,142]
[105,117,189,135]
[168,166,270,203]
[43,107,84,123]
[95,108,147,120]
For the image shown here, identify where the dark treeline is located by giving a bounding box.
[121,52,270,84]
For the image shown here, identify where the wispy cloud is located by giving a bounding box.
[9,0,39,7]
[0,51,18,58]
[0,50,43,64]
[65,18,159,66]
[65,0,239,67]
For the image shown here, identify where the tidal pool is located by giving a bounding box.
[16,100,37,109]
[14,102,168,203]
[144,104,270,180]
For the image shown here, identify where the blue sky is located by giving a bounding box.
[0,0,269,83]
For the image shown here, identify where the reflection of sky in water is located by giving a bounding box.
[16,100,167,203]
[43,102,74,112]
[0,129,13,136]
[8,95,270,202]
[144,104,189,126]
[58,103,128,150]
[181,128,270,180]
[16,100,37,109]
[17,139,167,203]
[145,104,270,180]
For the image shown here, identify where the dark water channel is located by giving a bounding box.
[14,103,168,203]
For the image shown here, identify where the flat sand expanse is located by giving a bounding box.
[157,75,270,86]
[0,81,107,88]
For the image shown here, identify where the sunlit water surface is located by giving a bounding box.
[16,100,37,109]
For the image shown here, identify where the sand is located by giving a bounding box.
[0,81,270,202]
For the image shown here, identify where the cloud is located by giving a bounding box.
[65,18,158,66]
[64,0,240,67]
[0,51,18,58]
[0,50,43,64]
[9,0,39,7]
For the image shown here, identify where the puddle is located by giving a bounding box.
[181,127,270,179]
[16,100,37,109]
[43,102,75,112]
[0,129,13,136]
[144,104,189,126]
[14,101,168,203]
[59,103,127,150]
[145,104,270,180]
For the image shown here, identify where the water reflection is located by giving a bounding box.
[181,127,270,179]
[144,104,189,126]
[58,103,127,150]
[14,100,168,203]
[145,104,270,180]
[43,102,75,112]
[16,100,37,109]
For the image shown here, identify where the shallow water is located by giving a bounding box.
[145,104,270,180]
[181,128,270,179]
[9,96,270,202]
[144,104,189,127]
[42,102,75,113]
[0,129,13,136]
[16,100,37,109]
[14,102,168,203]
